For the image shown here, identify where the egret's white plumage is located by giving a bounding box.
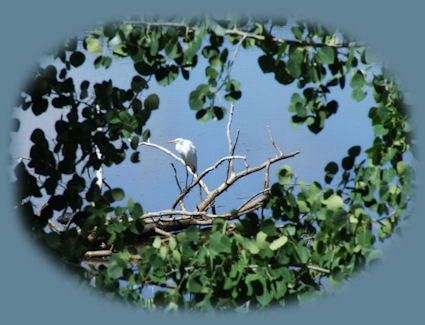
[168,138,197,174]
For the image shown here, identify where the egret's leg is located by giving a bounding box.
[185,169,189,188]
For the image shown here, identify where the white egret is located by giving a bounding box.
[168,138,197,187]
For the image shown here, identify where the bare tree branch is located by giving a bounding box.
[171,155,246,210]
[226,102,236,180]
[267,125,283,156]
[238,188,269,211]
[264,160,271,190]
[155,227,175,237]
[171,163,186,211]
[197,151,300,211]
[48,219,62,232]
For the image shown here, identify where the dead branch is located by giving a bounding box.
[267,125,283,156]
[264,160,271,189]
[154,227,175,237]
[196,151,300,212]
[226,102,236,180]
[171,163,186,211]
[48,219,62,232]
[237,188,269,211]
[170,155,247,210]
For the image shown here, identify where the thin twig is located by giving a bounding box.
[266,125,283,156]
[229,35,247,68]
[225,102,236,180]
[171,163,186,211]
[64,211,78,231]
[238,188,269,211]
[307,265,330,274]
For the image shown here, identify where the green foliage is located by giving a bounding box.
[12,17,414,312]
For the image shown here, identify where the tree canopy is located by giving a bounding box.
[12,17,415,311]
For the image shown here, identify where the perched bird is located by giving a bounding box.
[168,138,197,174]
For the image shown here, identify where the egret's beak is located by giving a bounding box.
[168,139,177,143]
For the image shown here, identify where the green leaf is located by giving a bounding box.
[111,188,125,201]
[383,168,397,183]
[317,47,335,65]
[350,70,366,89]
[291,26,304,40]
[130,151,140,163]
[323,194,343,210]
[183,25,207,61]
[373,124,389,136]
[187,275,204,293]
[189,84,209,110]
[274,62,294,85]
[70,51,85,67]
[287,47,304,78]
[270,235,288,251]
[155,65,179,86]
[211,23,227,36]
[396,161,408,175]
[209,231,231,254]
[356,228,374,247]
[129,202,143,219]
[169,237,177,250]
[186,226,200,242]
[352,88,367,102]
[342,156,354,170]
[107,263,123,279]
[113,44,128,57]
[255,231,268,249]
[142,129,151,141]
[329,268,344,287]
[196,109,212,124]
[278,165,293,184]
[165,42,180,59]
[348,145,361,157]
[260,219,277,236]
[212,106,225,120]
[258,55,275,73]
[244,239,259,254]
[295,244,310,264]
[130,136,139,150]
[85,37,102,54]
[107,254,127,279]
[153,236,161,249]
[131,76,147,92]
[144,94,159,110]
